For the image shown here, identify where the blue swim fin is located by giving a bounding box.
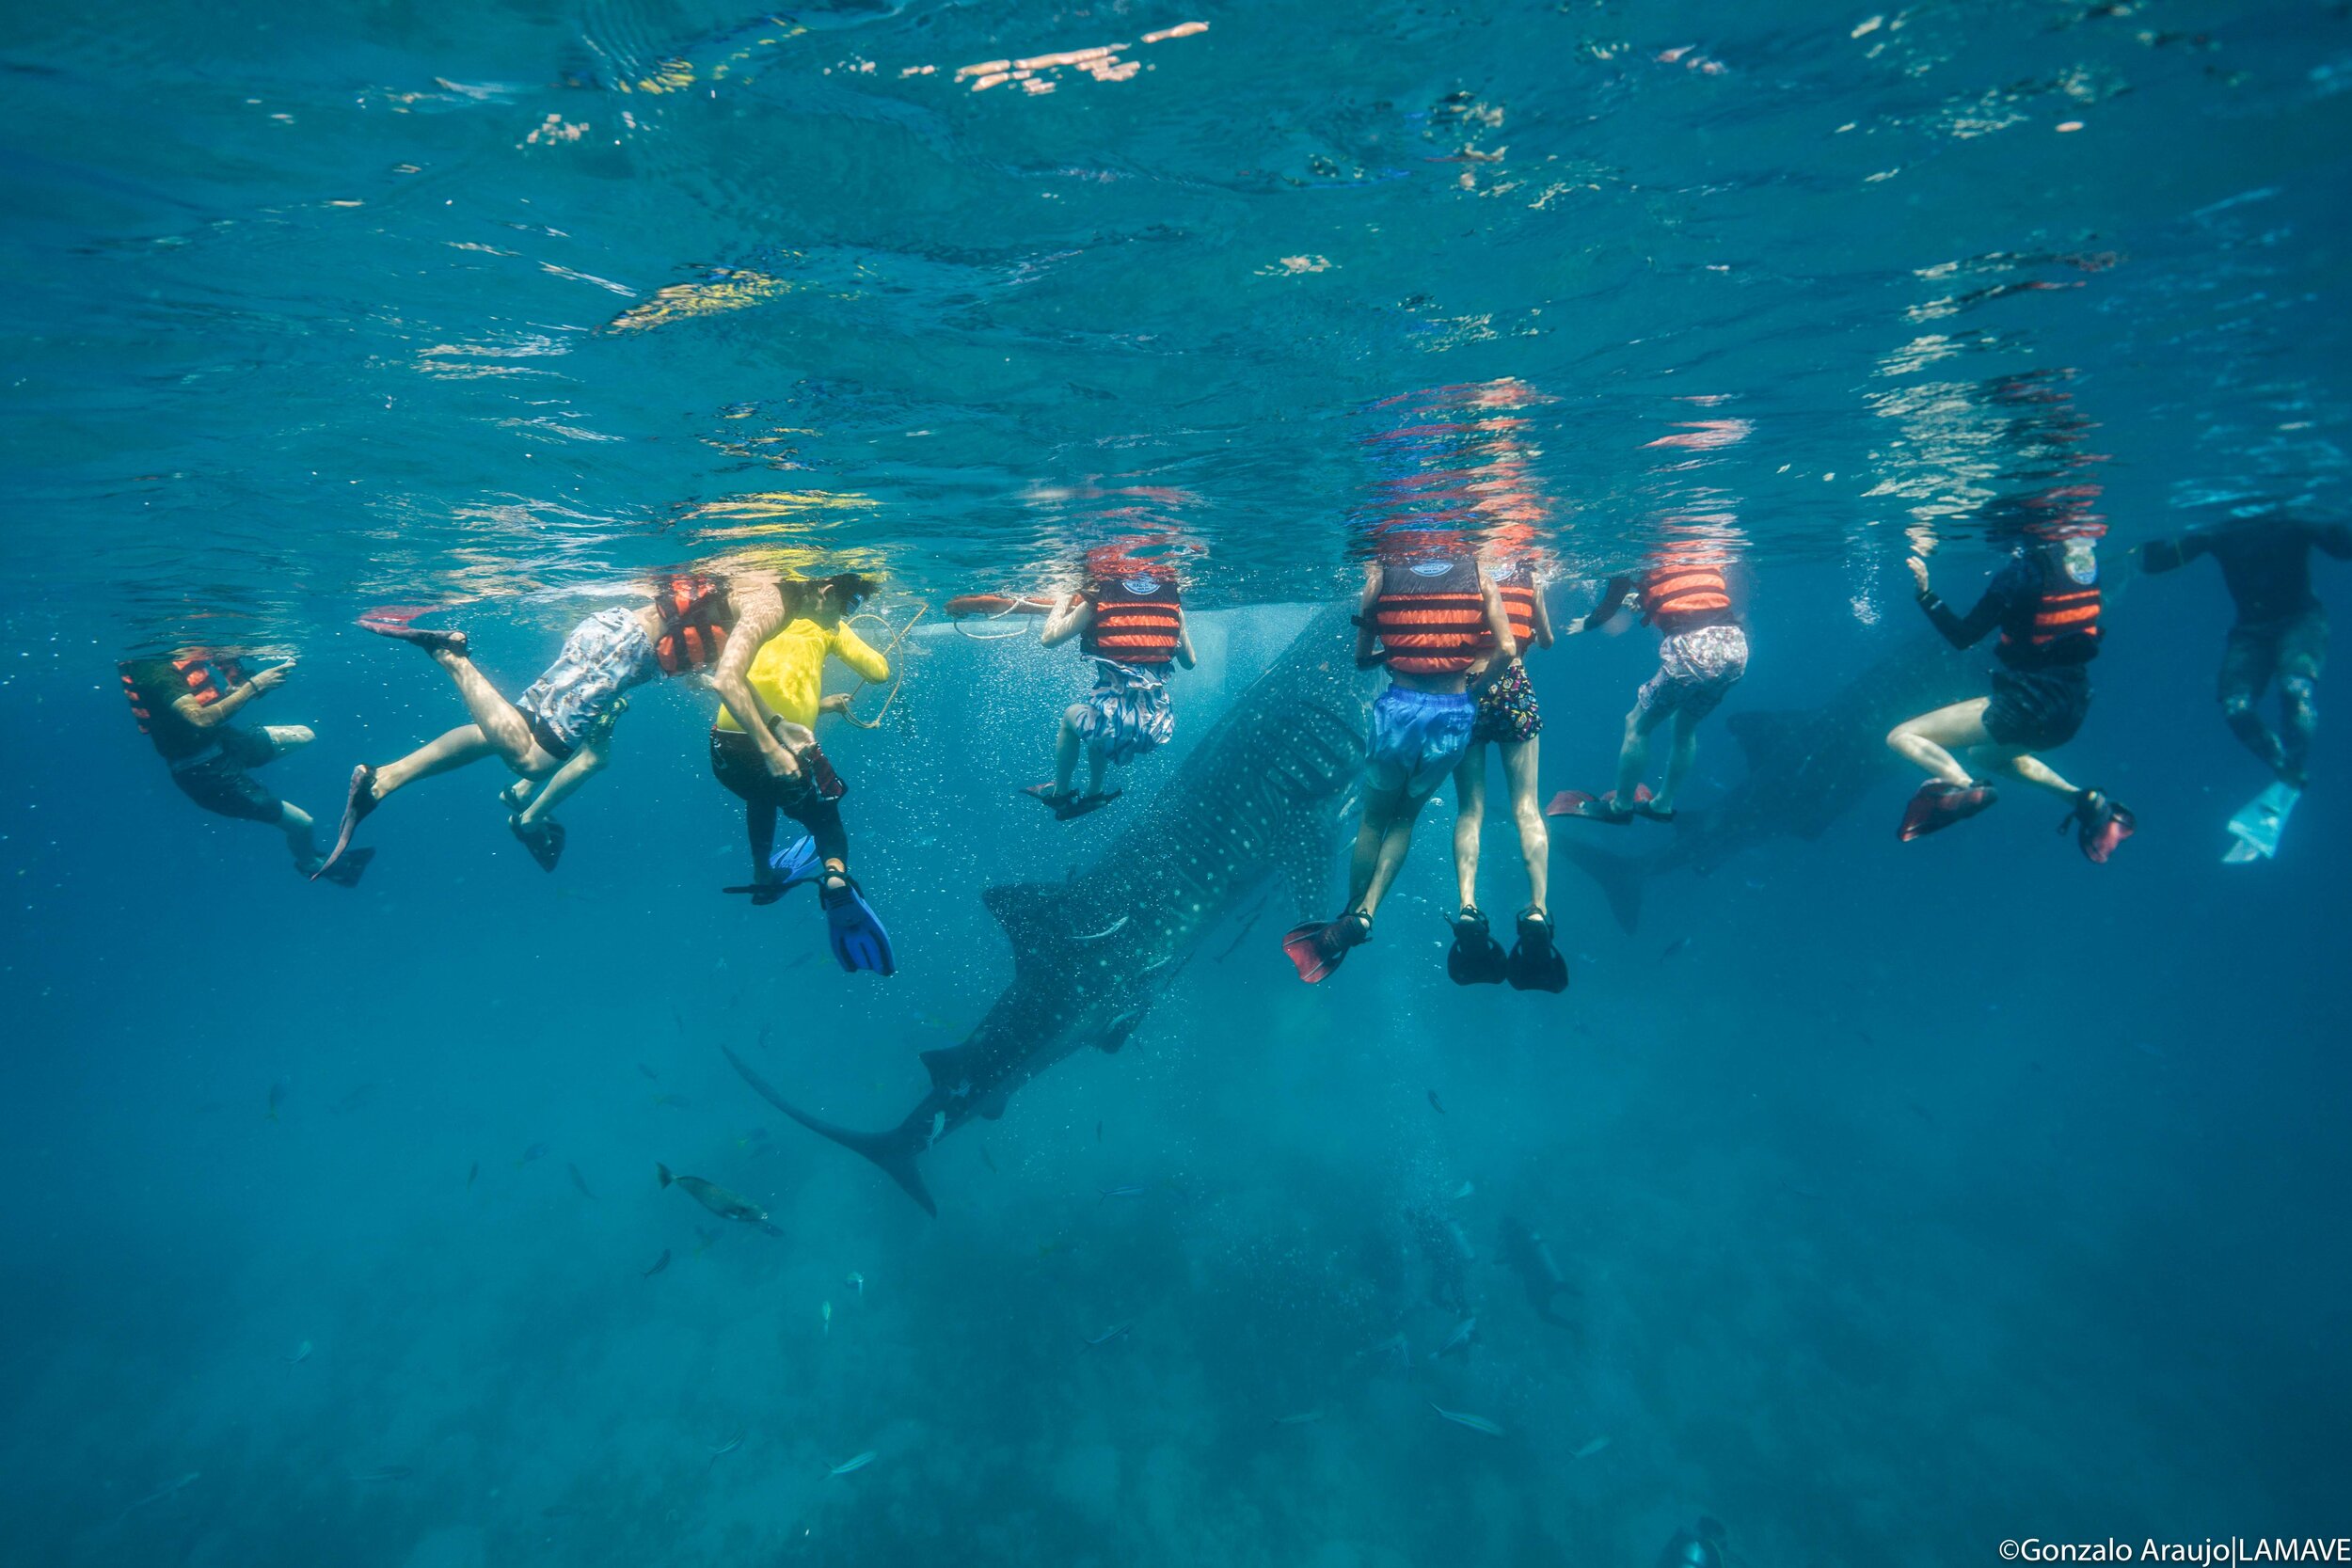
[770,834,825,892]
[820,874,896,977]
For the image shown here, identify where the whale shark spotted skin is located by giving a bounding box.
[727,605,1375,1215]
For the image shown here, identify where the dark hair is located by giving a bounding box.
[818,572,882,611]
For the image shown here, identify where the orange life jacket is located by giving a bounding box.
[2001,546,2102,665]
[653,577,733,675]
[1374,554,1487,675]
[1487,558,1540,648]
[1080,571,1183,668]
[119,654,241,757]
[1641,557,1733,629]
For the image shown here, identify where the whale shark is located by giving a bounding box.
[726,605,1375,1214]
[1551,631,1974,932]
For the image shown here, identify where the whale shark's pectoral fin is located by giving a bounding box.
[981,881,1083,980]
[919,1045,982,1097]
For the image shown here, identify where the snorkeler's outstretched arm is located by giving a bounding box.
[1912,555,2010,650]
[2138,534,2203,575]
[1174,607,1198,670]
[177,659,293,728]
[1564,575,1637,636]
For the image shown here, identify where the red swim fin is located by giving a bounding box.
[1898,780,1996,843]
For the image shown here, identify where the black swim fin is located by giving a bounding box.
[1506,910,1568,993]
[509,814,564,872]
[1446,908,1509,986]
[316,847,374,888]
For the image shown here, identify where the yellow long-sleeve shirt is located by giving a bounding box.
[712,619,890,734]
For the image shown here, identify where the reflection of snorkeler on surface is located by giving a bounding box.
[1024,548,1197,822]
[1887,530,2134,862]
[1283,532,1518,986]
[318,571,800,877]
[118,648,369,885]
[709,573,897,977]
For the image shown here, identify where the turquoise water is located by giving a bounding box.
[5,2,2351,1564]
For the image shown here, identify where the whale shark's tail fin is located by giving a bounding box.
[722,1045,937,1217]
[1553,839,1645,934]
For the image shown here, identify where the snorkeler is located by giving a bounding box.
[1445,546,1564,991]
[1886,530,2134,861]
[118,649,370,885]
[1023,549,1196,821]
[1282,533,1518,985]
[316,572,801,878]
[2139,507,2350,793]
[710,572,896,976]
[1552,543,1747,824]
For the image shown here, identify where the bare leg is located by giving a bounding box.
[1355,785,1431,921]
[276,802,318,862]
[516,738,609,828]
[1887,699,1994,786]
[1994,750,2082,799]
[1054,704,1085,795]
[373,725,499,799]
[1614,701,1666,801]
[429,647,553,773]
[1452,745,1488,910]
[1500,736,1549,915]
[1656,713,1702,814]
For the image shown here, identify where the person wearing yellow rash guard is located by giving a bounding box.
[708,573,886,905]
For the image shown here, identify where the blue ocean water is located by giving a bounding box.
[5,1,2351,1564]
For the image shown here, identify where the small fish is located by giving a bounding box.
[651,1093,691,1110]
[979,1142,999,1175]
[657,1164,782,1237]
[1661,937,1692,959]
[642,1249,671,1279]
[822,1301,833,1336]
[692,1226,722,1256]
[286,1339,312,1366]
[637,1062,660,1081]
[518,1142,550,1167]
[568,1164,597,1199]
[828,1451,876,1478]
[465,1161,479,1189]
[708,1430,745,1465]
[847,1272,865,1296]
[120,1471,200,1518]
[1099,1184,1145,1202]
[756,1022,772,1053]
[672,1007,686,1037]
[349,1466,412,1483]
[328,1085,378,1115]
[1571,1435,1611,1460]
[1427,1402,1504,1437]
[1081,1322,1132,1350]
[1215,895,1271,961]
[1273,1410,1326,1427]
[924,1111,946,1148]
[1095,1120,1104,1143]
[1437,1316,1477,1358]
[1907,1101,1937,1127]
[266,1081,288,1122]
[1427,1090,1446,1116]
